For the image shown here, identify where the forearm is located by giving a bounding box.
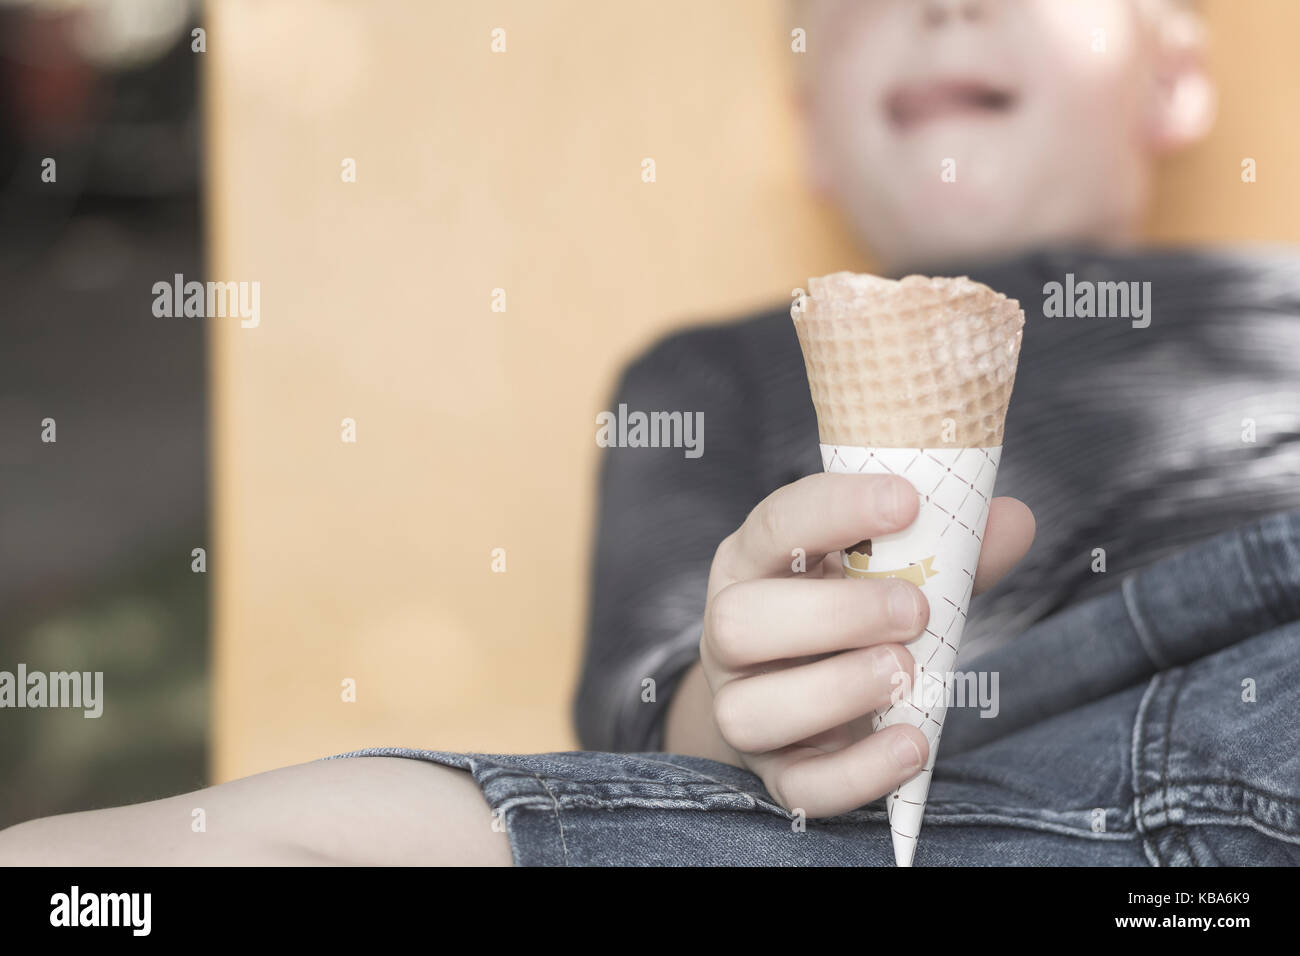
[663,658,742,766]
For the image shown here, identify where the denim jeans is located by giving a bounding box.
[331,511,1300,865]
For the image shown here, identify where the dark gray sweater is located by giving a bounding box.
[575,246,1300,753]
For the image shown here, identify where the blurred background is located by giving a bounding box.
[0,0,206,828]
[2,0,1298,829]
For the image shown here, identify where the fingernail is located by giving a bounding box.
[891,733,923,770]
[872,645,906,681]
[888,583,918,630]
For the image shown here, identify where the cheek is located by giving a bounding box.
[806,3,911,148]
[808,59,895,187]
[1022,79,1150,232]
[1022,1,1149,155]
[1026,0,1143,105]
[1037,73,1143,153]
[1029,0,1138,60]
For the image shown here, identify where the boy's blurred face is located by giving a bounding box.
[800,0,1212,270]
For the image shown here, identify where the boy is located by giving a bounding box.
[4,0,1299,865]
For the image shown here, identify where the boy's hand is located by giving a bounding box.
[696,472,1034,818]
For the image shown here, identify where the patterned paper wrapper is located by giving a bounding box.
[821,443,1001,867]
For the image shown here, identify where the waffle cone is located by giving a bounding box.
[793,273,1024,447]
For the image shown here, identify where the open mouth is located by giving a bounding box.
[885,79,1018,132]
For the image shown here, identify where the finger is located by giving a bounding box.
[705,577,927,670]
[817,552,844,578]
[712,644,914,754]
[973,497,1036,595]
[805,496,1031,594]
[761,725,930,818]
[718,473,919,584]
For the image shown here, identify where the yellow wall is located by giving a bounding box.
[206,0,1300,781]
[1149,0,1300,242]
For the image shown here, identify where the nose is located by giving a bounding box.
[920,0,992,28]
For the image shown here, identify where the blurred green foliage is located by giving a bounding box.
[0,534,207,829]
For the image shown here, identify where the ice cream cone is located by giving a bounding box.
[793,272,1024,866]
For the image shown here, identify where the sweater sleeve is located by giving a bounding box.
[573,325,764,752]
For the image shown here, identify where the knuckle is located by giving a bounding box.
[705,585,747,666]
[753,494,786,549]
[711,530,739,573]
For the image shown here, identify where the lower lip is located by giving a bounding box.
[892,107,1015,133]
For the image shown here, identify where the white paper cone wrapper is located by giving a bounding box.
[821,444,1001,866]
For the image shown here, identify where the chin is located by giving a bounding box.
[867,223,1029,273]
[870,192,1022,254]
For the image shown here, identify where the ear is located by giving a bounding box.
[1145,10,1216,154]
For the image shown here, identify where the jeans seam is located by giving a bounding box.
[1169,813,1300,848]
[1133,786,1300,839]
[528,772,570,866]
[477,768,779,810]
[527,794,1136,840]
[1160,667,1198,864]
[520,782,1136,838]
[1127,666,1300,865]
[635,755,773,807]
[1121,575,1170,670]
[885,813,1134,840]
[1229,528,1277,633]
[1131,673,1164,866]
[486,761,786,817]
[488,768,1141,834]
[1135,777,1300,807]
